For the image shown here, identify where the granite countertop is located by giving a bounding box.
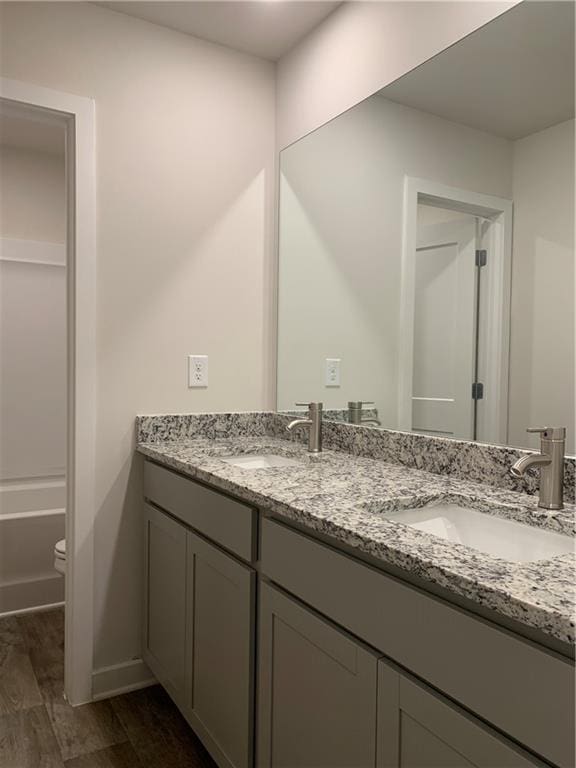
[136,436,576,646]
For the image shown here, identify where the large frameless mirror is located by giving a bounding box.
[276,1,575,453]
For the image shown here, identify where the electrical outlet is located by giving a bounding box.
[188,355,208,388]
[325,358,341,387]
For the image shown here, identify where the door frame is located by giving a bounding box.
[399,176,513,444]
[0,77,96,705]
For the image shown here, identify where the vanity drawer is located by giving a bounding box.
[260,516,574,768]
[144,460,256,562]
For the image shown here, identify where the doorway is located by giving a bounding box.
[0,78,96,705]
[0,102,67,616]
[399,176,513,445]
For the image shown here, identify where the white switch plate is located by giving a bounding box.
[188,355,208,388]
[325,358,341,387]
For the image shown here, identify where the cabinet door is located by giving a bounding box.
[377,662,543,768]
[143,502,187,703]
[258,582,380,768]
[186,530,255,768]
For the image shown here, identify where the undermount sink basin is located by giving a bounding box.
[386,503,574,563]
[220,454,303,470]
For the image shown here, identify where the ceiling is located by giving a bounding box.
[0,110,65,155]
[380,1,575,140]
[97,1,341,61]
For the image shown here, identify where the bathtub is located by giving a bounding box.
[0,476,66,615]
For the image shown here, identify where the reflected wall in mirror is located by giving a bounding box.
[277,1,575,453]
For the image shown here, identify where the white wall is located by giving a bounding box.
[276,1,519,149]
[417,204,470,227]
[277,96,512,423]
[508,119,575,453]
[0,145,66,480]
[0,145,66,242]
[0,243,67,480]
[0,2,275,676]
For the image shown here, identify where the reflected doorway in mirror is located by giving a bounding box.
[399,177,513,445]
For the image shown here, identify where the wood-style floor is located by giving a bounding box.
[0,608,217,767]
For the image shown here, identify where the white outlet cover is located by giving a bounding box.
[188,355,208,388]
[325,358,341,387]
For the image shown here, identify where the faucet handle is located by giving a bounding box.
[527,427,566,439]
[295,402,323,409]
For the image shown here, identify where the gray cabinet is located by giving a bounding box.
[257,581,380,768]
[143,502,187,704]
[143,501,255,768]
[144,460,257,561]
[185,529,255,768]
[261,516,574,767]
[144,468,573,768]
[377,662,543,768]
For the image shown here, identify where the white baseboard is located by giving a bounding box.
[0,600,64,619]
[92,658,156,700]
[0,574,64,616]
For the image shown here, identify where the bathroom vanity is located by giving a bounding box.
[137,416,575,768]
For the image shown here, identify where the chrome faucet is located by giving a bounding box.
[287,402,323,453]
[347,401,381,427]
[510,427,566,510]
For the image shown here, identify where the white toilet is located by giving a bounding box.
[54,539,66,576]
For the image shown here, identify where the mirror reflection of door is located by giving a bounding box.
[412,212,478,440]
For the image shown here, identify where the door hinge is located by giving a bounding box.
[475,249,487,267]
[472,382,484,400]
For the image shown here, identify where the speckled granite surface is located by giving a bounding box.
[136,426,576,645]
[137,412,272,443]
[137,412,575,504]
[279,407,381,425]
